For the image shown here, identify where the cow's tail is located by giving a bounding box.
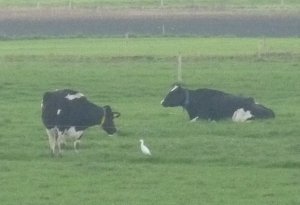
[250,103,275,119]
[42,91,52,102]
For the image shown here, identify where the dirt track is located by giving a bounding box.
[0,8,299,37]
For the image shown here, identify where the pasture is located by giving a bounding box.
[0,37,300,204]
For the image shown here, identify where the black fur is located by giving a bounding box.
[42,89,120,135]
[161,85,275,121]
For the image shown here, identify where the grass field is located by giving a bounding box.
[0,37,300,204]
[0,0,299,8]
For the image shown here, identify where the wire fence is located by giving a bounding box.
[1,0,297,9]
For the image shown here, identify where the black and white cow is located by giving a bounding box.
[41,89,120,155]
[161,85,275,122]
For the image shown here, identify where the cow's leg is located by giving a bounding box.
[74,140,81,153]
[73,132,83,153]
[64,127,84,153]
[57,131,65,156]
[190,116,199,122]
[46,128,57,156]
[59,137,67,149]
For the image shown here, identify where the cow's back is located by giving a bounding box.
[41,89,77,129]
[190,89,256,120]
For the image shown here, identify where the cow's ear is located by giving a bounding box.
[104,105,112,112]
[173,82,187,89]
[113,112,121,118]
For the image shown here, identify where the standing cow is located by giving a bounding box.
[161,85,275,122]
[41,89,120,155]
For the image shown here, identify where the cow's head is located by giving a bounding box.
[161,85,187,107]
[101,105,121,135]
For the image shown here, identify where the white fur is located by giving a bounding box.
[46,128,58,155]
[232,108,253,122]
[60,127,83,153]
[190,116,199,122]
[56,109,61,115]
[170,85,179,92]
[65,93,84,100]
[46,126,83,155]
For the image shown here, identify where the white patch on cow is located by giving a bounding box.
[58,127,84,153]
[65,92,84,100]
[232,108,253,122]
[62,126,83,141]
[65,127,83,152]
[46,126,84,155]
[56,109,61,115]
[190,116,199,122]
[170,85,179,92]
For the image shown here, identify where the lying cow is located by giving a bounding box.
[41,89,120,155]
[161,85,275,122]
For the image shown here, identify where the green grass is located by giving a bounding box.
[0,0,299,9]
[0,37,300,205]
[1,37,300,57]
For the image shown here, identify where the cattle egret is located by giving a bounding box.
[139,139,151,156]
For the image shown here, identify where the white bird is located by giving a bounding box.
[139,139,151,156]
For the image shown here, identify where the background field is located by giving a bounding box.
[0,0,299,8]
[0,37,300,204]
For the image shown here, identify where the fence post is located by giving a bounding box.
[257,40,262,59]
[263,37,268,56]
[257,38,267,59]
[160,0,164,7]
[162,24,165,35]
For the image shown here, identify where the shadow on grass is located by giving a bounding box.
[129,156,255,167]
[265,161,300,169]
